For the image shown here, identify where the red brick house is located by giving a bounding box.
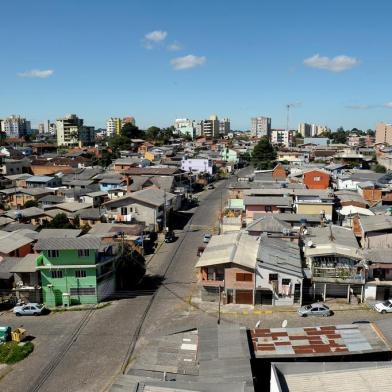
[303,169,330,189]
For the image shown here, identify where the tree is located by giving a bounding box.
[23,200,38,208]
[108,135,132,156]
[366,129,375,136]
[47,213,75,229]
[121,123,143,139]
[116,243,146,290]
[145,126,161,141]
[374,164,387,173]
[332,127,348,144]
[251,137,277,169]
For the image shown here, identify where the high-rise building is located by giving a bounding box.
[38,123,45,134]
[174,118,197,138]
[219,118,230,135]
[56,114,95,147]
[49,122,57,135]
[376,122,392,145]
[202,115,220,138]
[298,123,311,137]
[106,117,122,137]
[251,116,271,138]
[122,116,136,126]
[1,115,31,138]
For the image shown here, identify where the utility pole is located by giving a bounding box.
[217,285,222,325]
[219,189,223,234]
[163,190,167,232]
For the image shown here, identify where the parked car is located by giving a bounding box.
[203,233,212,243]
[298,303,332,317]
[374,299,392,314]
[164,231,176,243]
[207,184,215,190]
[13,303,47,316]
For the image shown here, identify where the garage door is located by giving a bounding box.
[236,290,253,305]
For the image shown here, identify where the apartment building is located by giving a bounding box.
[251,116,271,138]
[56,114,95,147]
[376,122,392,145]
[270,129,293,147]
[106,117,122,137]
[1,115,31,138]
[174,118,196,138]
[202,115,220,138]
[219,118,230,136]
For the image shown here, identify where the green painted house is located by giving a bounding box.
[35,236,119,307]
[220,148,239,164]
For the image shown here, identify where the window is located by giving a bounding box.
[282,278,291,285]
[313,176,321,182]
[48,250,59,258]
[236,273,252,282]
[51,270,63,279]
[75,270,87,278]
[70,287,96,296]
[121,207,127,215]
[78,249,90,257]
[265,205,272,212]
[269,273,278,282]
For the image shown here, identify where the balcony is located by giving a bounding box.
[200,279,224,288]
[312,267,365,284]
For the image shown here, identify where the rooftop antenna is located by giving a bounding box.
[328,223,335,242]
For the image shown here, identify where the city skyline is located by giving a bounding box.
[1,0,392,130]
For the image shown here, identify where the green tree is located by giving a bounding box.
[108,135,132,156]
[366,129,375,136]
[23,200,38,208]
[332,127,348,144]
[374,164,387,173]
[121,123,143,139]
[145,126,161,141]
[47,213,75,229]
[251,137,277,169]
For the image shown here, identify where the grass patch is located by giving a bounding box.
[0,342,34,364]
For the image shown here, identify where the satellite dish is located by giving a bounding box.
[255,320,261,328]
[281,320,288,328]
[307,240,313,248]
[303,229,308,235]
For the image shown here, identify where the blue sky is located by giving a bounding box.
[1,0,392,131]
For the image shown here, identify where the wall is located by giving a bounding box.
[296,203,333,220]
[363,232,392,249]
[360,188,382,203]
[225,267,254,290]
[303,171,330,189]
[245,205,279,219]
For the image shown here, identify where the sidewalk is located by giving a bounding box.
[190,296,372,316]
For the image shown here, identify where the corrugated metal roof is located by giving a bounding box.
[35,236,102,250]
[359,215,392,233]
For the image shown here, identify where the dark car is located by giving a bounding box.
[164,231,176,243]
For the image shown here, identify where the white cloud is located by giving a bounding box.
[171,54,206,70]
[385,102,392,108]
[144,30,167,42]
[17,69,54,78]
[167,42,182,51]
[303,54,360,72]
[346,104,371,109]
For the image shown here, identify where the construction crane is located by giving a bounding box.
[286,102,301,132]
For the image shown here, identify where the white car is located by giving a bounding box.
[13,303,47,316]
[374,299,392,314]
[203,234,212,243]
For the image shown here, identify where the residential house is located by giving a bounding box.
[0,230,35,257]
[337,171,384,191]
[181,157,213,175]
[353,215,392,248]
[220,148,239,164]
[6,207,46,226]
[303,225,365,303]
[26,175,61,189]
[113,158,138,173]
[103,188,178,231]
[0,187,52,208]
[357,182,382,204]
[255,236,304,306]
[35,236,119,306]
[245,215,293,237]
[99,177,126,193]
[303,169,331,190]
[195,231,259,304]
[244,196,292,221]
[293,189,334,221]
[277,151,309,165]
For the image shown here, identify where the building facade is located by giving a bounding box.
[271,129,293,147]
[219,118,230,136]
[106,117,122,137]
[1,115,31,138]
[376,122,392,145]
[251,116,271,138]
[56,114,95,147]
[202,115,220,138]
[174,118,196,138]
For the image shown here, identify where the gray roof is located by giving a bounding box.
[253,212,321,223]
[38,229,82,239]
[0,257,18,279]
[86,191,108,197]
[99,178,124,185]
[54,202,93,212]
[2,222,37,232]
[345,171,384,182]
[359,215,392,233]
[77,208,103,220]
[244,196,292,207]
[364,248,392,264]
[35,236,102,251]
[6,207,45,219]
[26,175,55,183]
[10,253,38,273]
[246,215,291,233]
[67,179,95,186]
[39,195,65,204]
[306,225,359,249]
[0,231,34,254]
[257,236,303,278]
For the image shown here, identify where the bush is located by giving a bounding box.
[374,164,387,173]
[0,341,34,364]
